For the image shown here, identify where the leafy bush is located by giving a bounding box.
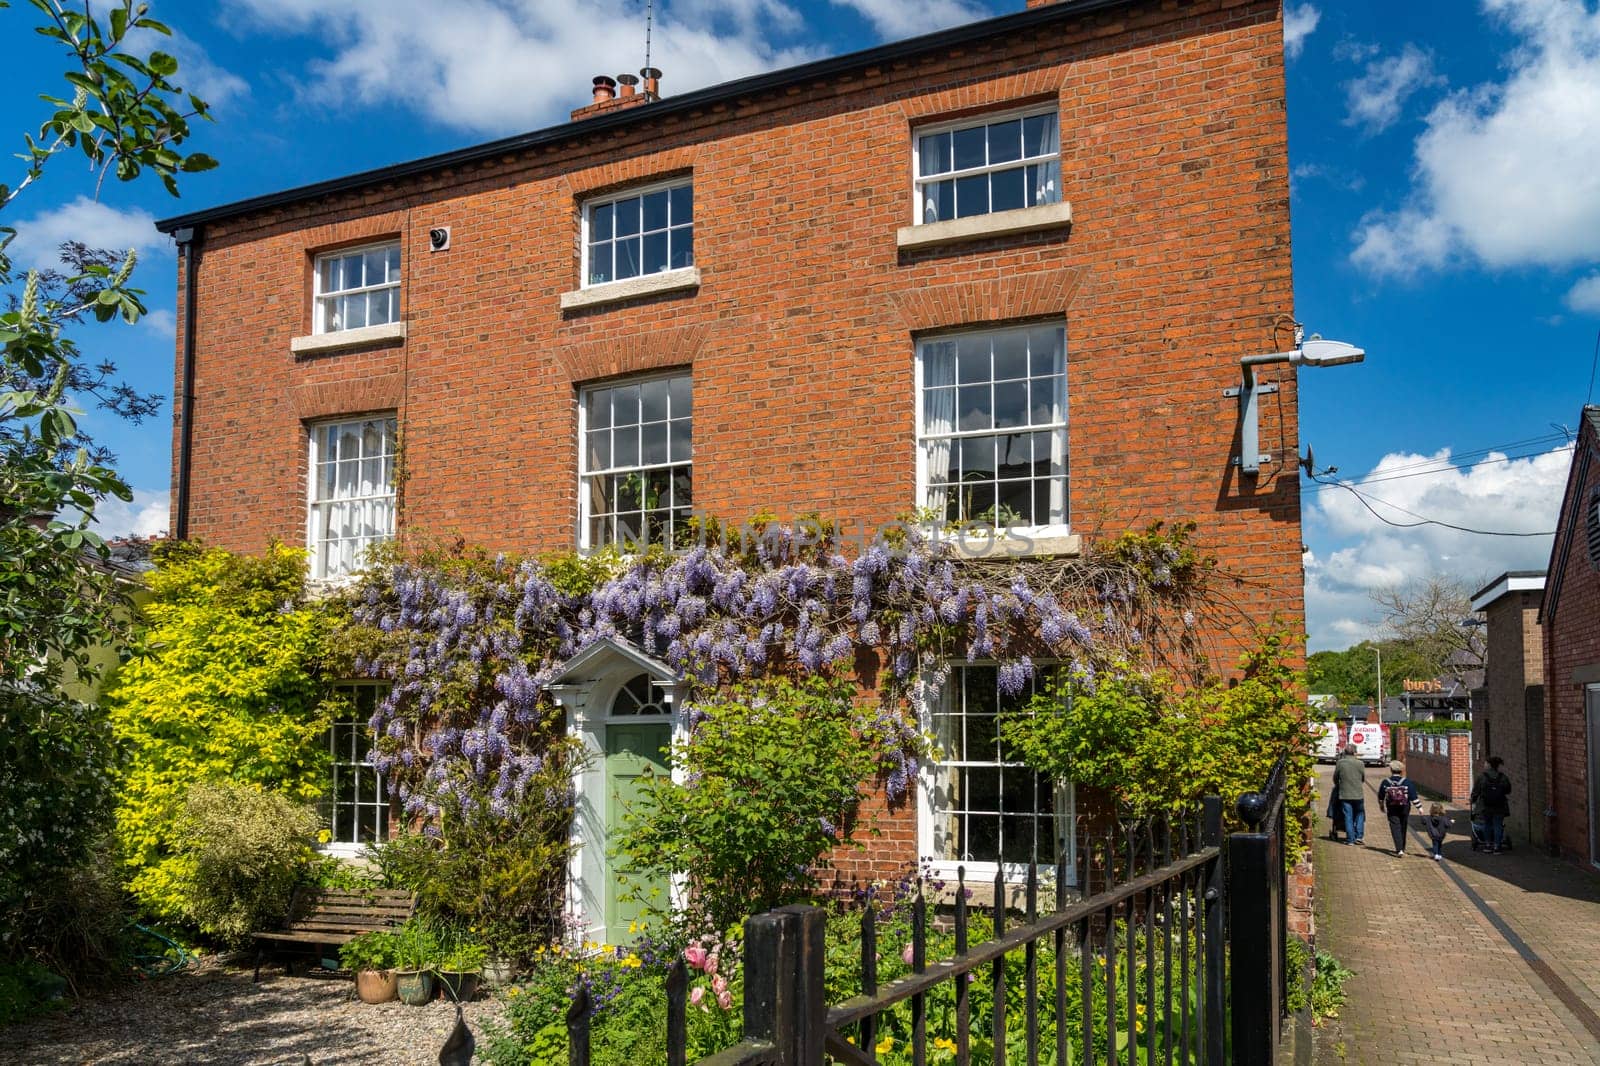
[612,676,880,936]
[1002,629,1313,856]
[377,784,573,964]
[171,782,321,945]
[0,682,130,990]
[1398,719,1470,735]
[107,541,333,922]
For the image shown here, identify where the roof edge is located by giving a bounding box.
[1469,570,1547,612]
[157,0,1168,234]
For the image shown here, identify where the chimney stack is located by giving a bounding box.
[572,69,660,121]
[641,67,663,100]
[591,75,618,105]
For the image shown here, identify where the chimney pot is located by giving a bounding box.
[591,75,617,104]
[617,73,639,98]
[641,66,663,99]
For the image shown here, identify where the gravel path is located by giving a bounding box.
[6,957,508,1065]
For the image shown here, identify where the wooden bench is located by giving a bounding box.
[251,886,416,980]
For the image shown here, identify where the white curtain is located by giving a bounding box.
[922,339,958,518]
[1042,331,1067,523]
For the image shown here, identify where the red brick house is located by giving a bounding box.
[1540,407,1600,870]
[156,0,1302,943]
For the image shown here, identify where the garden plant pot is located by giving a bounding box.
[355,968,398,1004]
[437,970,481,1002]
[396,968,435,1005]
[482,956,515,986]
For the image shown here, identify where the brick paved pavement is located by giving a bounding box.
[1312,766,1600,1064]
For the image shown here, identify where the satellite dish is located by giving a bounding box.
[1300,444,1316,476]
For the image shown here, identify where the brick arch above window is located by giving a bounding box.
[558,145,702,202]
[555,323,709,385]
[889,268,1086,333]
[289,373,406,422]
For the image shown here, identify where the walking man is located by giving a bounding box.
[1471,756,1513,853]
[1335,743,1367,846]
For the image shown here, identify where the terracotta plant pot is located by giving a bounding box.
[437,970,481,1003]
[355,968,398,1004]
[396,968,435,1006]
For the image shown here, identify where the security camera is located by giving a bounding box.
[428,227,451,252]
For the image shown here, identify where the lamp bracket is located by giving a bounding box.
[1223,383,1277,400]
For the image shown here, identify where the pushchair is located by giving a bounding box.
[1469,817,1512,853]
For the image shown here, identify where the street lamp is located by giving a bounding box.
[1229,330,1366,476]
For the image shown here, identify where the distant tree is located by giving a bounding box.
[1307,640,1438,706]
[1371,574,1485,686]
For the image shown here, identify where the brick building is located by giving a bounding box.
[1541,408,1600,870]
[156,0,1302,942]
[1470,571,1546,847]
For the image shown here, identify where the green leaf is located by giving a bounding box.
[147,50,178,76]
[179,152,218,173]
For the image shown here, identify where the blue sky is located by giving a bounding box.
[6,0,1599,650]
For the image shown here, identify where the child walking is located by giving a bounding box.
[1423,803,1452,861]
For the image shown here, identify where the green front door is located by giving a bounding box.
[604,721,671,944]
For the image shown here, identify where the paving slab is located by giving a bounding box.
[1311,765,1600,1065]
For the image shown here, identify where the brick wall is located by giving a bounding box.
[1476,590,1545,844]
[1403,731,1472,804]
[171,0,1298,891]
[1543,420,1599,868]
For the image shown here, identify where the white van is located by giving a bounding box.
[1310,721,1341,763]
[1346,722,1387,766]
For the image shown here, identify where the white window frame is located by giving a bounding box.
[916,662,1078,888]
[312,240,402,335]
[914,324,1069,537]
[577,371,692,551]
[911,104,1061,226]
[320,682,391,857]
[580,177,694,290]
[306,414,398,582]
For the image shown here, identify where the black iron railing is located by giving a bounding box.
[562,756,1295,1066]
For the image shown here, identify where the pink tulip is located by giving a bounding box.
[712,974,729,996]
[901,943,915,966]
[716,988,734,1011]
[685,945,708,970]
[704,953,719,977]
[689,986,705,1007]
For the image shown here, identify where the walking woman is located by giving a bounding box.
[1379,760,1422,856]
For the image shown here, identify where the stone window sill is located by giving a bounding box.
[897,201,1073,251]
[290,321,407,356]
[559,267,701,311]
[945,530,1081,559]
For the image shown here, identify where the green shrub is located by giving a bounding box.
[171,782,321,945]
[106,541,333,922]
[612,676,880,936]
[0,681,123,981]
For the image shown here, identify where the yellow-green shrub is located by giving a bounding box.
[107,541,332,921]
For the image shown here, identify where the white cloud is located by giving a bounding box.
[1566,273,1600,313]
[1283,4,1320,60]
[1305,446,1570,650]
[218,0,826,136]
[1351,0,1600,277]
[90,488,170,540]
[139,309,177,341]
[1343,44,1443,133]
[6,197,167,271]
[831,0,988,40]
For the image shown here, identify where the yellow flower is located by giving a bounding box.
[316,829,331,844]
[1135,1019,1145,1034]
[1135,1003,1146,1016]
[628,921,639,934]
[506,987,521,997]
[934,1037,958,1052]
[622,954,643,969]
[876,1036,895,1055]
[584,941,598,952]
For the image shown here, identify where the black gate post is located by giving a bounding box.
[1201,795,1226,1066]
[742,906,827,1065]
[1227,791,1282,1066]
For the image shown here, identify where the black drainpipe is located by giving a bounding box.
[171,225,201,541]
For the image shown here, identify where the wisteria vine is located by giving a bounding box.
[339,520,1228,820]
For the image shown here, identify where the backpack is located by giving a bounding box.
[1479,774,1510,808]
[1382,778,1411,812]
